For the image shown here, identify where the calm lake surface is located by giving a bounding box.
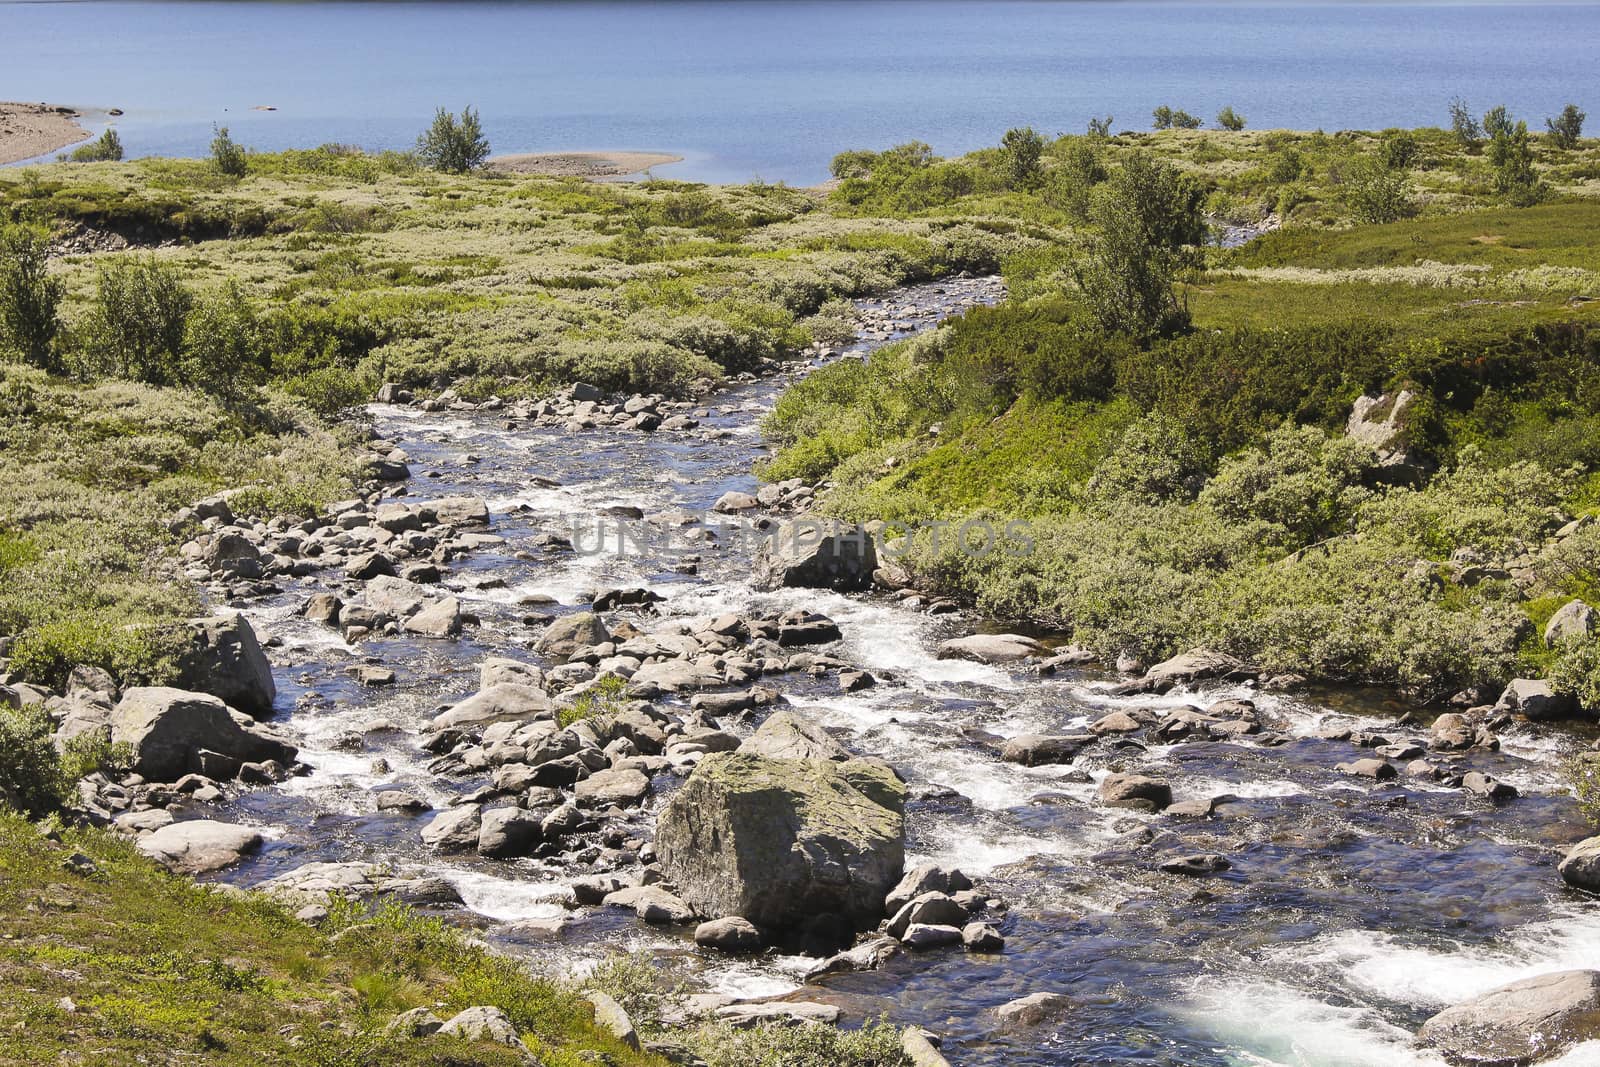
[3,0,1599,181]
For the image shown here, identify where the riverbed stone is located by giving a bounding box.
[885,864,973,914]
[173,615,276,719]
[937,633,1044,664]
[902,923,964,951]
[996,992,1073,1026]
[431,496,490,527]
[1336,757,1398,781]
[1417,969,1600,1066]
[739,710,849,762]
[963,921,1005,952]
[1131,649,1250,694]
[430,683,551,731]
[1097,773,1173,811]
[602,885,696,924]
[655,751,906,932]
[421,805,482,852]
[1494,679,1581,722]
[1559,837,1600,892]
[753,520,878,592]
[477,807,542,858]
[694,915,763,952]
[999,733,1094,767]
[111,687,296,782]
[535,612,611,659]
[402,595,462,637]
[137,820,263,874]
[715,1001,840,1028]
[574,767,650,807]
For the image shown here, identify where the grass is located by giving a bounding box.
[0,811,662,1066]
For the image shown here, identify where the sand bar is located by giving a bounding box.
[489,150,683,179]
[0,102,91,165]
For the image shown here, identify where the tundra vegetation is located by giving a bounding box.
[2,104,1600,1061]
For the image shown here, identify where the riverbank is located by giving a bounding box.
[0,101,90,164]
[489,150,683,178]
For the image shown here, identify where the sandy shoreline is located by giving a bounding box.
[0,101,92,165]
[488,150,683,179]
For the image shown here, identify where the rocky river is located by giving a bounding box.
[80,276,1600,1066]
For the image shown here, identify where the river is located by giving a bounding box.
[182,276,1600,1066]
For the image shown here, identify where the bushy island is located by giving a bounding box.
[1,101,1599,1063]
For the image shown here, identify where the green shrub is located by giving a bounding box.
[1216,106,1246,131]
[1552,637,1600,712]
[555,675,628,730]
[210,125,247,177]
[69,127,124,163]
[1000,126,1045,189]
[0,224,65,372]
[80,257,195,385]
[1199,423,1375,543]
[184,280,267,406]
[1343,156,1412,223]
[416,105,489,174]
[1488,120,1545,205]
[1380,132,1420,171]
[1087,411,1209,504]
[690,1019,912,1067]
[0,704,65,815]
[1449,97,1483,148]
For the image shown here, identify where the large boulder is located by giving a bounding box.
[1347,390,1429,478]
[138,820,263,874]
[111,687,296,781]
[430,496,490,527]
[655,752,906,933]
[1495,679,1580,722]
[1417,970,1600,1066]
[173,615,276,719]
[1545,600,1597,648]
[753,520,877,592]
[535,612,611,660]
[1129,649,1250,694]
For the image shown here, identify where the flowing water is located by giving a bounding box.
[205,277,1600,1065]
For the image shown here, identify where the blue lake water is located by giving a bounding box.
[3,1,1598,181]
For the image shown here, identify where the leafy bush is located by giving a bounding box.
[690,1019,912,1067]
[0,224,65,372]
[1087,114,1114,137]
[1153,106,1200,131]
[1552,638,1600,713]
[210,125,247,177]
[1042,138,1107,220]
[69,127,124,163]
[1087,412,1209,504]
[1488,120,1545,205]
[1343,156,1412,223]
[80,257,195,385]
[1380,132,1420,171]
[416,105,489,173]
[1199,423,1375,543]
[1546,104,1586,150]
[0,704,65,816]
[1449,97,1483,148]
[1216,106,1246,131]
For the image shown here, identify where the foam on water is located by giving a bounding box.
[1296,908,1600,1009]
[1182,980,1448,1067]
[450,869,571,922]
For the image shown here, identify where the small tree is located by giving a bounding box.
[1216,106,1246,131]
[416,106,489,173]
[1547,104,1586,150]
[1489,120,1544,205]
[1043,138,1107,220]
[69,127,123,163]
[1000,126,1045,189]
[211,125,247,177]
[1152,105,1174,130]
[184,280,267,406]
[1071,152,1204,339]
[1087,115,1114,138]
[1448,97,1482,148]
[0,225,65,373]
[1170,110,1202,130]
[1482,105,1514,141]
[82,258,195,384]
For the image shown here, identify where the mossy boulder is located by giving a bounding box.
[655,751,905,933]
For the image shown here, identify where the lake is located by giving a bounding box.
[3,1,1597,181]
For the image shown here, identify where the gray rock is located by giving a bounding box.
[584,991,640,1050]
[431,496,490,527]
[739,710,849,762]
[402,595,462,637]
[887,891,968,938]
[386,1007,444,1038]
[962,921,1005,952]
[655,752,905,932]
[694,916,763,953]
[936,634,1044,664]
[421,805,482,852]
[753,520,878,592]
[1158,853,1232,876]
[1097,773,1173,811]
[111,687,296,781]
[902,1028,954,1067]
[1495,679,1581,722]
[602,885,696,924]
[574,767,650,807]
[137,820,262,873]
[712,491,760,513]
[477,807,541,858]
[1560,836,1600,894]
[999,733,1093,767]
[996,991,1072,1026]
[480,657,546,691]
[885,864,973,915]
[1545,600,1598,647]
[535,612,611,660]
[437,1005,523,1047]
[1336,757,1398,781]
[174,615,276,719]
[902,923,964,950]
[1417,969,1600,1066]
[1133,648,1249,694]
[430,683,552,731]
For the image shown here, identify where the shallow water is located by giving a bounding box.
[5,1,1600,180]
[202,276,1600,1064]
